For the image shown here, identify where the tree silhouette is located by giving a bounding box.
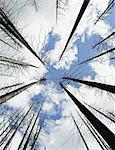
[60,83,115,149]
[0,0,115,149]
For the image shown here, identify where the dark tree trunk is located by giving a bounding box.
[80,47,115,64]
[0,8,45,66]
[59,0,90,60]
[77,112,109,150]
[60,83,115,149]
[71,113,90,150]
[0,80,40,105]
[94,0,115,24]
[2,105,33,150]
[92,31,115,49]
[63,77,115,94]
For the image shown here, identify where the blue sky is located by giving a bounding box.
[0,0,115,149]
[33,5,114,121]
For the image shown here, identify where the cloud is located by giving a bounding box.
[0,0,115,149]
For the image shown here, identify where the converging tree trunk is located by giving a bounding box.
[80,47,115,64]
[23,110,41,149]
[0,107,21,131]
[71,113,89,150]
[0,80,40,105]
[60,83,115,149]
[63,77,115,94]
[2,105,33,150]
[0,82,23,91]
[0,8,45,66]
[17,113,35,150]
[94,0,115,24]
[59,0,90,60]
[0,106,27,145]
[0,56,39,69]
[0,39,19,51]
[77,112,106,150]
[56,0,59,23]
[92,31,115,49]
[31,117,45,150]
[18,100,44,149]
[85,103,115,123]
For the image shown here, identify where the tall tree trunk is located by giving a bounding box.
[0,82,23,91]
[22,100,44,149]
[0,8,45,66]
[60,83,115,149]
[0,104,28,131]
[92,31,115,49]
[85,103,115,123]
[0,56,39,69]
[0,39,19,51]
[2,105,33,150]
[0,26,22,47]
[63,77,115,94]
[56,0,59,23]
[0,80,40,105]
[59,0,90,60]
[71,113,90,150]
[18,100,44,149]
[77,112,109,150]
[0,107,21,131]
[0,106,28,145]
[94,0,115,24]
[23,111,40,149]
[31,117,45,150]
[80,47,115,64]
[17,113,35,150]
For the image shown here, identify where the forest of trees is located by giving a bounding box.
[0,0,115,149]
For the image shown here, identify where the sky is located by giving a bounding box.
[0,0,115,150]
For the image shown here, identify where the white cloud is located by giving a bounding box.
[0,0,115,149]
